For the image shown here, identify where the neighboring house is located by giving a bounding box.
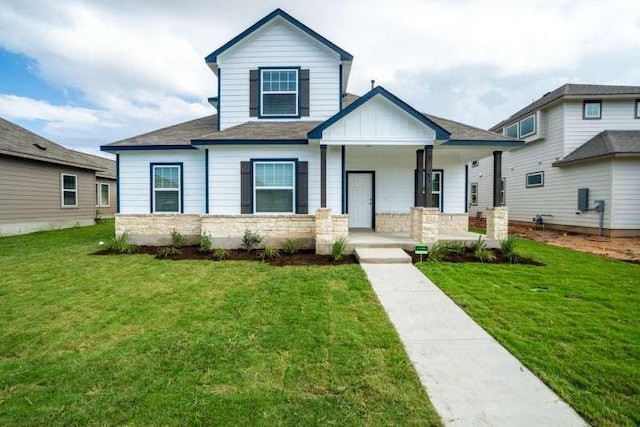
[469,84,640,237]
[84,153,118,218]
[102,8,522,252]
[0,117,117,236]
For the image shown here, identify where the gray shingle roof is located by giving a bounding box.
[104,115,218,147]
[424,114,514,142]
[553,130,640,166]
[491,84,640,131]
[194,120,322,141]
[0,116,107,172]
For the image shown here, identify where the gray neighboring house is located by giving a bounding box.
[469,84,640,236]
[0,117,117,236]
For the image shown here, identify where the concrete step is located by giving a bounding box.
[354,247,412,264]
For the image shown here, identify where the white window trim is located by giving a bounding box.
[583,101,602,119]
[260,69,299,117]
[519,114,536,138]
[253,161,296,214]
[500,178,506,205]
[97,182,110,207]
[152,165,182,213]
[470,182,478,206]
[526,171,544,188]
[431,171,443,211]
[504,122,519,138]
[635,100,640,119]
[61,173,78,208]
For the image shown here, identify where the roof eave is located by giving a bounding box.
[100,145,197,152]
[0,149,101,171]
[553,152,640,167]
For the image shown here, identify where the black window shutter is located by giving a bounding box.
[300,69,310,117]
[249,70,259,117]
[240,161,251,213]
[296,161,308,214]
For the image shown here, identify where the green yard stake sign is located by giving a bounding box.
[415,244,428,262]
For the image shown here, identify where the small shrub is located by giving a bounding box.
[94,209,103,223]
[500,236,519,263]
[474,242,496,263]
[259,246,280,261]
[470,236,485,252]
[442,240,465,255]
[241,229,263,252]
[170,229,186,249]
[331,237,349,261]
[281,239,299,255]
[213,248,229,261]
[426,242,447,262]
[157,245,179,258]
[198,233,213,253]
[106,232,137,254]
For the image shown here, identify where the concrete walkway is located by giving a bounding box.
[360,262,586,426]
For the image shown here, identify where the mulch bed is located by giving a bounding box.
[406,248,543,265]
[94,246,358,266]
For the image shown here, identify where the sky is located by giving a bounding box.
[1,0,639,158]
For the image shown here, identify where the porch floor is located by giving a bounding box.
[347,229,491,251]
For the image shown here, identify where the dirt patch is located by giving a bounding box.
[507,223,640,264]
[406,248,543,265]
[94,246,358,266]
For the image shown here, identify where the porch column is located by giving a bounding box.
[320,145,327,208]
[424,145,433,207]
[415,149,424,207]
[492,150,502,207]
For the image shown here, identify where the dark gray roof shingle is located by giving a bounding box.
[104,115,218,147]
[553,130,640,166]
[194,120,322,141]
[491,84,640,131]
[424,114,514,142]
[0,116,108,172]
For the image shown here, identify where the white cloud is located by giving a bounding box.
[0,0,638,147]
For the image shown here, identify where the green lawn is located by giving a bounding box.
[418,238,640,426]
[0,221,440,426]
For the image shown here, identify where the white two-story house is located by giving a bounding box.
[102,8,522,252]
[469,84,640,237]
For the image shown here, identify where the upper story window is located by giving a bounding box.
[583,100,602,119]
[504,123,518,138]
[519,115,536,138]
[261,69,299,117]
[635,100,640,119]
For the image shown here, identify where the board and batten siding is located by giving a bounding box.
[118,151,205,214]
[563,99,640,155]
[0,155,96,235]
[346,146,466,214]
[611,158,640,230]
[217,20,341,130]
[208,145,341,214]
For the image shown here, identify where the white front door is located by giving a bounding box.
[348,172,373,228]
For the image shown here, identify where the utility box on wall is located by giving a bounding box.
[578,188,589,211]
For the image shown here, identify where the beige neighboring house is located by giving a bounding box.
[0,117,117,236]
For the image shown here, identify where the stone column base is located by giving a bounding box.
[486,207,508,240]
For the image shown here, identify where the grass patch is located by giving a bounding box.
[417,238,640,426]
[0,221,440,425]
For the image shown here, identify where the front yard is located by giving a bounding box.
[419,239,640,426]
[0,221,440,425]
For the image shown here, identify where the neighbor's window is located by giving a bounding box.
[583,101,602,119]
[61,174,77,207]
[152,164,181,213]
[635,100,640,119]
[504,123,519,138]
[519,114,536,138]
[470,182,478,205]
[261,69,298,117]
[500,178,506,205]
[431,171,442,210]
[526,171,544,188]
[96,183,110,207]
[254,161,295,213]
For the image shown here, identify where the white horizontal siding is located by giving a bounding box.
[322,96,435,145]
[118,151,206,214]
[208,144,341,214]
[218,19,341,130]
[611,159,640,229]
[564,99,640,155]
[346,146,466,214]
